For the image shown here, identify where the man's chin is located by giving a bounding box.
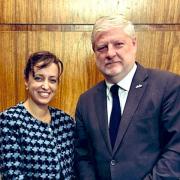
[106,69,122,76]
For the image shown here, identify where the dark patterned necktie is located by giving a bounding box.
[109,84,121,149]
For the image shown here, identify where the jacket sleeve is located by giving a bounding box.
[144,74,180,180]
[75,97,96,180]
[0,113,25,180]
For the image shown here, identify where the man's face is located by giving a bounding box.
[94,27,137,83]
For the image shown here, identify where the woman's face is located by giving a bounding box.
[25,62,59,106]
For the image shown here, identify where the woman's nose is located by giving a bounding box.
[41,80,49,89]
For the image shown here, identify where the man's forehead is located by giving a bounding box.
[95,28,129,43]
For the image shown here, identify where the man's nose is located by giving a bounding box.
[107,45,116,59]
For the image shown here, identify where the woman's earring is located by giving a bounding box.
[25,86,29,90]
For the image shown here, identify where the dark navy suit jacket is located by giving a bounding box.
[75,63,180,180]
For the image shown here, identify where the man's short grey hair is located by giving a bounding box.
[91,15,136,50]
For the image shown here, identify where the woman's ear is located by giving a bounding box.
[24,78,28,90]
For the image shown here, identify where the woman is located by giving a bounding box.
[0,51,75,179]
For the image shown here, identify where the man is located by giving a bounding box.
[75,15,180,180]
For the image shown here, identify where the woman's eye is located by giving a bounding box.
[34,76,43,81]
[50,79,57,83]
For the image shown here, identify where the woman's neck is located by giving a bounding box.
[23,98,51,124]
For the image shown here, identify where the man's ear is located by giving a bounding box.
[132,37,137,46]
[132,37,137,54]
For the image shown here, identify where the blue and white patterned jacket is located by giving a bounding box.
[0,103,76,180]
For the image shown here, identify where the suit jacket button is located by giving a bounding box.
[111,160,116,166]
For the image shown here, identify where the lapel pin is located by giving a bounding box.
[135,84,143,89]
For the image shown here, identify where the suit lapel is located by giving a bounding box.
[113,64,148,154]
[94,81,112,154]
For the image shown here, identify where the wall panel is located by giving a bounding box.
[0,29,179,115]
[0,0,179,24]
[136,31,180,74]
[0,0,179,116]
[0,32,17,109]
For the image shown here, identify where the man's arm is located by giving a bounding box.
[144,74,180,180]
[75,97,96,180]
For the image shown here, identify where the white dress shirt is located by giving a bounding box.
[106,64,137,125]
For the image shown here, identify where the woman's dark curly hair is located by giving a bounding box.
[24,51,63,81]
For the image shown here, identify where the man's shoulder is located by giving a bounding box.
[136,62,179,82]
[146,67,180,83]
[80,80,105,97]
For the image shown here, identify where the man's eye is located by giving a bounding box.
[96,46,107,52]
[115,42,124,48]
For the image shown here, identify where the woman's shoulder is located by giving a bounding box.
[49,106,75,124]
[2,102,20,114]
[0,103,25,125]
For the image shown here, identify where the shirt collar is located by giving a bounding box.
[106,63,137,95]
